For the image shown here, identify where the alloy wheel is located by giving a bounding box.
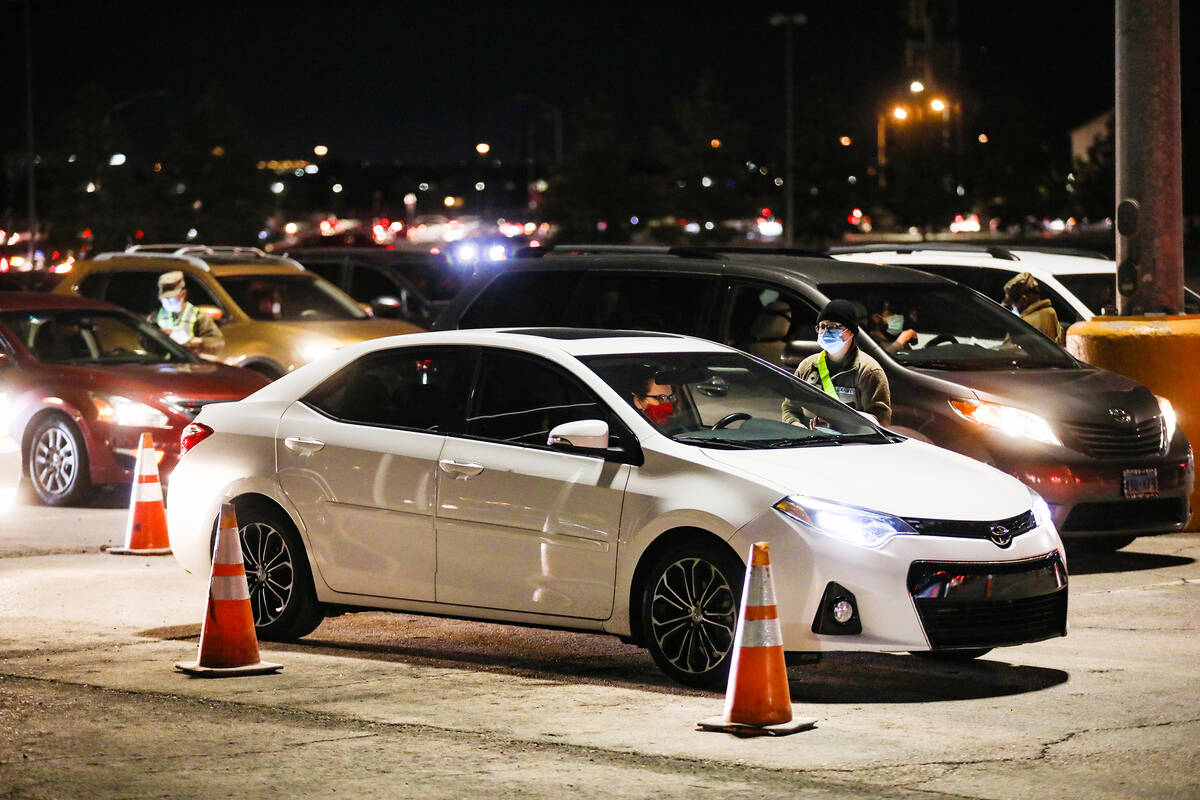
[239,521,295,628]
[32,425,78,498]
[649,556,737,676]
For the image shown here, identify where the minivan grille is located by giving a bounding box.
[1060,418,1163,458]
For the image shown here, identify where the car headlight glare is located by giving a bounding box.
[297,339,338,364]
[949,399,1061,446]
[1028,486,1055,530]
[1156,395,1177,442]
[90,393,169,428]
[774,495,915,549]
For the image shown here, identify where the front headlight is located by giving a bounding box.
[1156,395,1177,442]
[1028,486,1055,530]
[774,495,915,549]
[949,399,1062,446]
[90,393,170,428]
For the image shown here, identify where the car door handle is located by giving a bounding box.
[284,436,325,456]
[439,458,484,479]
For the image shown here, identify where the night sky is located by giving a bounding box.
[4,2,1192,166]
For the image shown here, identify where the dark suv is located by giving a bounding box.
[435,245,1194,551]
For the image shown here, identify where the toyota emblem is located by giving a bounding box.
[988,524,1013,548]
[1108,407,1134,426]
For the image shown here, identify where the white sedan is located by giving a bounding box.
[168,328,1068,686]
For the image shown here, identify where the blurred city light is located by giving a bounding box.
[85,182,97,193]
[314,145,329,156]
[418,182,430,191]
[910,81,925,93]
[332,184,343,193]
[284,222,299,235]
[475,142,490,155]
[270,182,285,194]
[978,133,989,143]
[211,146,225,157]
[930,98,946,112]
[403,192,418,205]
[839,136,852,146]
[710,138,722,149]
[475,182,485,191]
[701,176,713,188]
[443,196,456,207]
[487,244,507,261]
[108,153,126,166]
[892,106,909,120]
[304,164,319,174]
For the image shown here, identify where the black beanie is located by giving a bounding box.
[817,299,859,331]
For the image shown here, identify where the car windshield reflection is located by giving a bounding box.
[582,350,891,449]
[3,310,195,365]
[218,274,368,321]
[819,282,1077,370]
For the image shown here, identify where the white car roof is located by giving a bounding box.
[832,248,1115,278]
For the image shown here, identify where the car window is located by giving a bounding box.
[348,265,400,301]
[912,265,1015,303]
[90,271,161,316]
[217,273,367,320]
[301,261,344,286]
[2,310,193,364]
[303,346,474,432]
[722,282,819,363]
[467,350,608,447]
[459,271,579,328]
[573,272,716,335]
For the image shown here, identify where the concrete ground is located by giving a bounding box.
[0,480,1197,799]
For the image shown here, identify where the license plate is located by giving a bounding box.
[1123,468,1158,499]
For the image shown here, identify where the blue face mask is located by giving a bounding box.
[819,330,849,356]
[161,296,183,313]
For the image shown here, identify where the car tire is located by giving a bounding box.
[27,416,94,507]
[234,502,325,641]
[639,540,745,688]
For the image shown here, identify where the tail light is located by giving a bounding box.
[180,422,214,455]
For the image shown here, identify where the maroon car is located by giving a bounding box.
[0,292,268,505]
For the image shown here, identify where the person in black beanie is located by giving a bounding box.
[781,298,892,426]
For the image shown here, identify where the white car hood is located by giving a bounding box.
[701,438,1030,521]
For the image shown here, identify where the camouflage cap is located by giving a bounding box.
[157,270,186,298]
[1002,271,1038,304]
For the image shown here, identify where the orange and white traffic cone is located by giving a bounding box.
[697,541,815,736]
[109,432,171,555]
[175,503,282,677]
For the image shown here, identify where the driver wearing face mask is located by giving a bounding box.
[628,364,682,431]
[150,271,225,357]
[782,298,891,426]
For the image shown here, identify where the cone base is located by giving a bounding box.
[696,715,817,737]
[175,660,282,678]
[109,547,172,556]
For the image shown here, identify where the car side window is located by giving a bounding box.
[76,273,108,301]
[573,273,716,335]
[722,282,818,365]
[302,261,345,286]
[467,350,609,447]
[94,271,161,316]
[459,271,579,328]
[182,275,222,310]
[303,346,475,433]
[348,265,400,301]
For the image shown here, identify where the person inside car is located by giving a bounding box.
[868,299,919,354]
[1003,272,1064,344]
[782,299,891,426]
[627,364,682,431]
[151,271,224,356]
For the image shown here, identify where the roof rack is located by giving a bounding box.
[515,244,722,260]
[825,242,1021,261]
[93,250,212,271]
[696,245,829,259]
[126,244,271,259]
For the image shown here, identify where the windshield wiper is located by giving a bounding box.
[758,436,843,448]
[673,435,757,450]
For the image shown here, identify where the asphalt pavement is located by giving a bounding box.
[1,451,1198,799]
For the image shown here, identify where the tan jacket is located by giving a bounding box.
[1021,299,1064,344]
[781,344,892,426]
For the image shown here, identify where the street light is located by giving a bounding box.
[768,11,807,248]
[475,142,490,156]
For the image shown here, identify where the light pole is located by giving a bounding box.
[769,12,806,248]
[22,0,36,266]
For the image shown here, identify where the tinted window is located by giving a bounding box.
[304,346,474,432]
[302,262,345,285]
[348,265,400,301]
[467,351,607,446]
[722,282,819,365]
[460,271,579,328]
[93,271,161,316]
[573,273,716,335]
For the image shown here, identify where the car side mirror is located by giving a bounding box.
[197,305,224,324]
[547,419,610,450]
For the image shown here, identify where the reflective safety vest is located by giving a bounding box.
[154,303,198,345]
[814,351,858,407]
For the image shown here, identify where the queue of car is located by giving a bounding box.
[3,238,1192,687]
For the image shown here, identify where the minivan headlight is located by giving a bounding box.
[949,399,1061,446]
[90,392,169,428]
[1156,395,1177,442]
[774,495,915,549]
[1028,486,1055,530]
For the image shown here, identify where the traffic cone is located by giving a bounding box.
[109,433,171,555]
[697,542,816,736]
[175,503,282,677]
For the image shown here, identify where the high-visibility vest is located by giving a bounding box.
[154,303,199,344]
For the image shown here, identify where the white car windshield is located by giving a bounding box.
[820,282,1077,370]
[582,350,891,449]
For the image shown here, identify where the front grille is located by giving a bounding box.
[1060,418,1163,458]
[903,509,1037,540]
[1060,497,1189,532]
[909,554,1068,648]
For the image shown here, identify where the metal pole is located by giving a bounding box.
[23,0,36,266]
[769,13,805,247]
[1114,0,1183,314]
